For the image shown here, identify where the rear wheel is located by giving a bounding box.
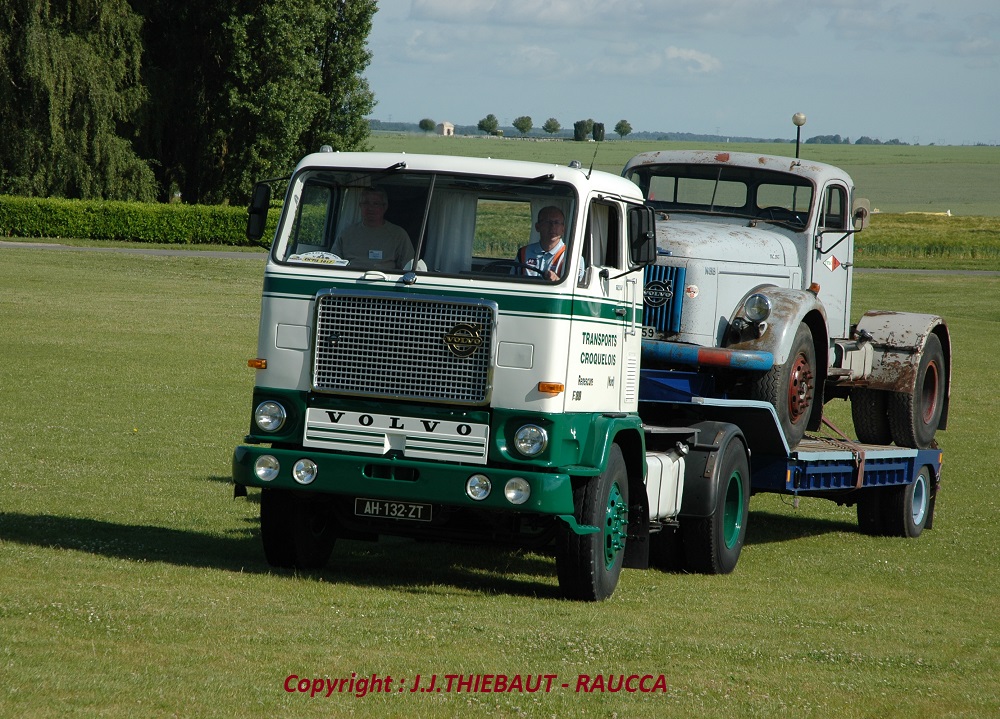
[883,466,933,538]
[852,388,892,445]
[681,440,750,574]
[750,323,816,449]
[260,488,336,570]
[556,445,629,601]
[889,333,945,448]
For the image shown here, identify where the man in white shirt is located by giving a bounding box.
[333,188,415,271]
[515,206,568,280]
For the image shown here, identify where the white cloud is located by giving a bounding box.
[665,46,722,74]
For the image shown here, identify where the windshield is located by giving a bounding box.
[274,167,579,282]
[626,163,814,228]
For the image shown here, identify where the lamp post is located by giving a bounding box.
[793,113,807,158]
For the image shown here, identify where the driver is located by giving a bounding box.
[514,206,568,281]
[332,188,415,270]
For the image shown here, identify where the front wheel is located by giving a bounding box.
[260,488,337,570]
[750,323,816,448]
[681,440,751,574]
[556,444,629,601]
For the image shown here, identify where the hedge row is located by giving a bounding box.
[0,195,279,246]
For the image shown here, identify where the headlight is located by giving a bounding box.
[504,477,531,505]
[254,401,287,432]
[292,458,318,485]
[514,424,548,457]
[254,455,280,481]
[466,474,492,501]
[743,293,772,323]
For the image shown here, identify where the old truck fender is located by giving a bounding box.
[855,311,952,427]
[678,420,748,519]
[725,285,829,368]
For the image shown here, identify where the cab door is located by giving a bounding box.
[813,183,854,339]
[567,197,640,413]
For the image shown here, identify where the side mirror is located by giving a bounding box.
[246,183,272,241]
[628,205,657,266]
[852,197,871,231]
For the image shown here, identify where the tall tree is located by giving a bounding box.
[135,0,376,204]
[512,116,532,136]
[0,0,157,200]
[477,114,499,135]
[542,117,561,135]
[614,119,632,139]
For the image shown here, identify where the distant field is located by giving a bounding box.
[370,134,1000,217]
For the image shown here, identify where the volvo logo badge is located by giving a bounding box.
[443,324,483,358]
[644,280,674,307]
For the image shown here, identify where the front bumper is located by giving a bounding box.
[232,445,577,516]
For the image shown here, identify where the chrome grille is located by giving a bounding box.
[313,291,496,404]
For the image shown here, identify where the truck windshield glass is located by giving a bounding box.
[626,163,813,228]
[275,169,578,281]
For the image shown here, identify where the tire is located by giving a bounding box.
[882,466,933,538]
[888,333,945,448]
[556,444,629,601]
[851,387,892,445]
[855,492,885,536]
[750,322,816,449]
[648,526,685,572]
[260,488,336,570]
[681,440,750,574]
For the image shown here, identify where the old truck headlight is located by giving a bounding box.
[466,474,492,501]
[254,401,287,432]
[743,293,772,323]
[514,425,548,457]
[292,459,318,485]
[254,455,280,482]
[504,477,531,505]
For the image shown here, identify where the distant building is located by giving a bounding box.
[436,122,455,137]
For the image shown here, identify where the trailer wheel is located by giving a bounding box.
[888,333,945,448]
[851,388,892,445]
[260,488,336,570]
[883,466,933,538]
[750,322,815,449]
[681,440,750,574]
[556,444,629,601]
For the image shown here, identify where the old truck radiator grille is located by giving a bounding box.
[313,291,496,405]
[643,264,686,335]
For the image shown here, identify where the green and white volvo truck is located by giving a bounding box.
[232,149,948,601]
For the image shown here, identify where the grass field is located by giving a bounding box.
[1,247,997,718]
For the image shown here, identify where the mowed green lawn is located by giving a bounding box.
[1,248,997,719]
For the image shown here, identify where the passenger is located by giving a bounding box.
[515,206,569,281]
[332,188,415,270]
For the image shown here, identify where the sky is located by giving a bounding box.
[364,0,1000,145]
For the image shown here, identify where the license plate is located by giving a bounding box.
[354,498,432,522]
[641,325,663,339]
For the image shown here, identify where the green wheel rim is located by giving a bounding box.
[722,470,745,549]
[604,481,628,569]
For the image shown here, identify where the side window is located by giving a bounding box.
[822,186,847,230]
[289,183,334,253]
[588,201,622,269]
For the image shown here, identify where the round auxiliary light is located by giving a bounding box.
[292,458,318,485]
[743,293,772,323]
[254,401,287,432]
[514,425,548,457]
[504,477,531,505]
[254,455,280,482]
[466,474,492,501]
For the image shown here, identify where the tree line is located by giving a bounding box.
[417,116,634,140]
[0,0,377,204]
